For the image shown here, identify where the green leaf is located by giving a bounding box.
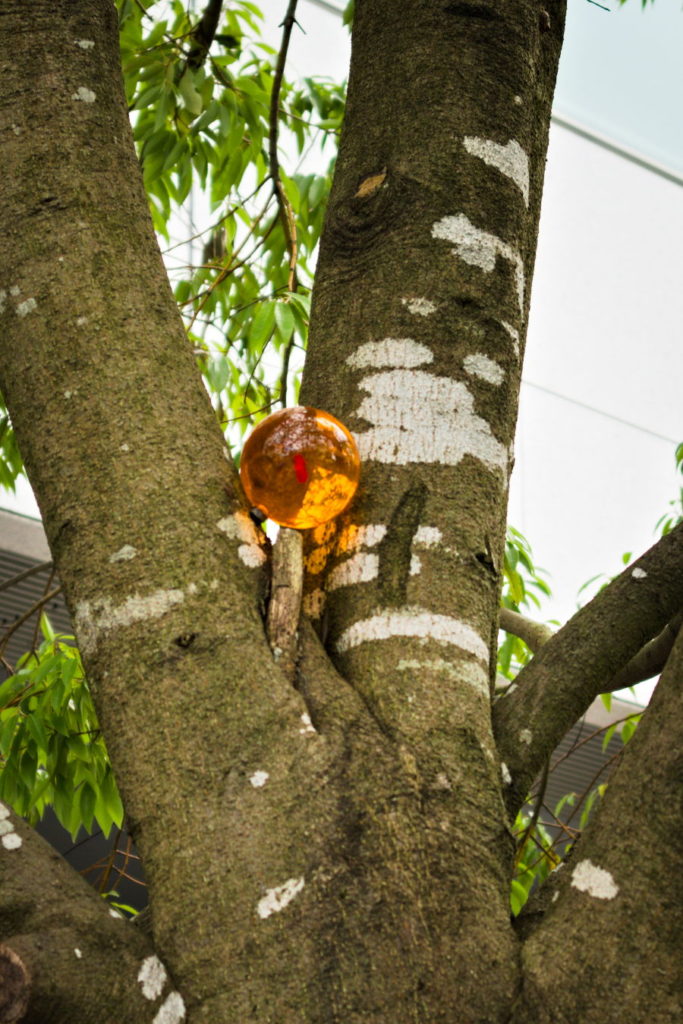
[510,878,529,916]
[248,300,275,350]
[274,298,295,343]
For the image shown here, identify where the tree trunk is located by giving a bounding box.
[6,1,682,1023]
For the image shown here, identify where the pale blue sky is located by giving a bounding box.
[556,0,683,177]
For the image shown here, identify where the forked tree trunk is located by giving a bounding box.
[6,2,683,1023]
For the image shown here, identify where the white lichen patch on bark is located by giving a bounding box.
[432,213,525,314]
[514,95,523,105]
[299,712,316,735]
[238,544,267,568]
[351,368,507,474]
[303,588,325,619]
[152,991,186,1024]
[109,544,138,563]
[72,86,96,103]
[324,523,390,591]
[249,770,269,788]
[402,297,438,316]
[414,526,442,547]
[138,956,169,1001]
[328,552,379,591]
[463,137,530,207]
[337,523,387,552]
[463,353,505,386]
[16,297,37,318]
[500,320,520,358]
[336,607,489,661]
[410,554,422,575]
[138,955,168,1001]
[631,568,647,579]
[519,728,533,745]
[75,588,187,654]
[571,859,619,900]
[0,808,21,850]
[257,876,305,919]
[76,39,95,49]
[501,762,512,785]
[74,948,83,959]
[346,337,434,370]
[397,658,489,698]
[459,661,491,698]
[216,512,267,568]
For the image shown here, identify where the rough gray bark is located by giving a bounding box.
[0,807,159,1023]
[510,622,683,1024]
[494,522,683,812]
[1,0,682,1022]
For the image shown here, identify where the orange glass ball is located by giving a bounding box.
[240,406,361,529]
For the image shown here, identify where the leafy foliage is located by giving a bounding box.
[0,618,123,839]
[0,410,23,492]
[497,526,552,682]
[655,441,683,537]
[118,0,344,438]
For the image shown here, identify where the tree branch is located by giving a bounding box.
[606,608,682,691]
[0,806,162,1023]
[186,0,224,70]
[500,605,681,698]
[0,586,62,658]
[0,561,53,596]
[0,944,29,1024]
[268,0,299,292]
[511,619,683,1023]
[266,527,303,682]
[499,606,554,651]
[493,522,683,811]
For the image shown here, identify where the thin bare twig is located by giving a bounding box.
[161,177,269,256]
[269,0,300,292]
[0,587,62,658]
[0,561,54,596]
[562,749,622,831]
[30,565,57,655]
[548,711,642,776]
[515,759,550,868]
[279,333,295,408]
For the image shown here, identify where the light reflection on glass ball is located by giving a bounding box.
[240,406,361,529]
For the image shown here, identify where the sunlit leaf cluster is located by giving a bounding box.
[0,412,22,492]
[0,618,123,839]
[497,525,552,681]
[118,0,345,439]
